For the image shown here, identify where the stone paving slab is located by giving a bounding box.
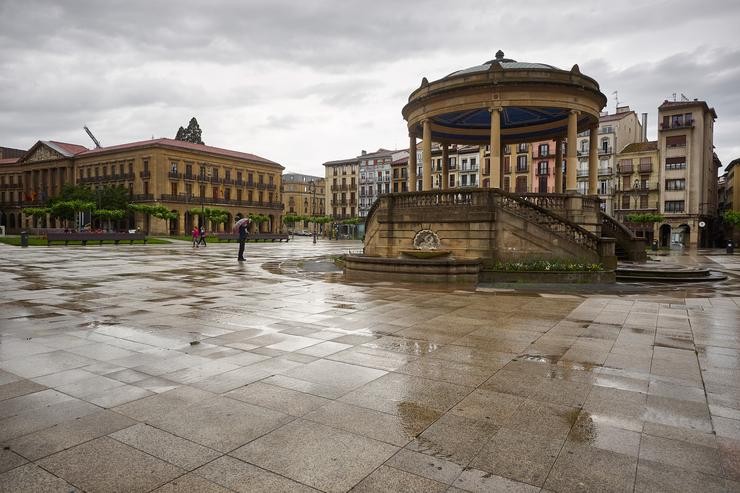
[0,240,739,492]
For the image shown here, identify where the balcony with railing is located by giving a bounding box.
[598,167,613,176]
[576,169,589,178]
[618,164,633,174]
[184,173,196,181]
[598,146,613,155]
[515,165,529,173]
[168,171,182,180]
[638,163,653,173]
[659,119,694,131]
[131,193,154,201]
[139,171,150,179]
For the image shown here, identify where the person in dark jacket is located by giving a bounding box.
[198,225,207,247]
[237,218,250,261]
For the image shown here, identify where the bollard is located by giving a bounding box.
[20,230,29,248]
[652,240,658,252]
[727,241,735,255]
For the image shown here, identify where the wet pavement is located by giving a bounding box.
[0,238,739,492]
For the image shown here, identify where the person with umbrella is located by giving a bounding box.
[234,216,251,261]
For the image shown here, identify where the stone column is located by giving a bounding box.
[588,124,599,195]
[408,132,417,192]
[555,137,563,193]
[489,108,501,188]
[566,110,579,192]
[441,144,449,190]
[422,119,432,191]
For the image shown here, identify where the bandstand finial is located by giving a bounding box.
[495,50,504,60]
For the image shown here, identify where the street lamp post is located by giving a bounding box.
[309,180,317,244]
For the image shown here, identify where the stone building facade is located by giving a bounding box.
[282,172,325,234]
[0,138,284,235]
[323,157,358,220]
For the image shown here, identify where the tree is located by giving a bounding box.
[128,204,177,234]
[724,210,740,227]
[174,117,204,144]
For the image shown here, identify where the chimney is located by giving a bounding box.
[641,113,648,142]
[361,150,367,156]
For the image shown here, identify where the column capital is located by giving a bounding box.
[569,109,581,116]
[488,106,502,114]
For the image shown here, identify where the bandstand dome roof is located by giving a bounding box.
[446,50,559,78]
[402,50,607,145]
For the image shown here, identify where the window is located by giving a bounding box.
[640,195,648,209]
[237,189,242,201]
[516,155,527,172]
[470,157,477,168]
[449,175,455,187]
[170,162,178,173]
[143,160,149,172]
[170,183,177,195]
[538,161,548,176]
[469,174,477,186]
[539,144,549,157]
[665,157,686,170]
[461,175,467,186]
[503,145,510,155]
[599,180,608,195]
[622,176,632,190]
[665,200,685,212]
[224,188,231,200]
[538,176,548,193]
[503,176,510,192]
[665,179,686,190]
[517,143,527,153]
[504,156,511,174]
[666,135,687,147]
[621,195,630,209]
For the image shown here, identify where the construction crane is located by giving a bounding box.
[83,125,102,148]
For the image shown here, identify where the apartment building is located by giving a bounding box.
[613,141,661,243]
[656,100,719,248]
[576,106,643,213]
[282,172,325,233]
[358,149,394,218]
[323,157,359,220]
[391,151,409,194]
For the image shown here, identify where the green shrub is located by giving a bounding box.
[488,260,604,272]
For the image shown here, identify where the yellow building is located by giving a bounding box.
[614,141,661,243]
[323,157,358,220]
[281,173,325,234]
[0,138,284,235]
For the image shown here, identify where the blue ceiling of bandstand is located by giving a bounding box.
[432,107,568,129]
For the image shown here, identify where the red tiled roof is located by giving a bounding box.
[48,141,89,155]
[620,141,658,153]
[599,112,632,123]
[78,138,282,168]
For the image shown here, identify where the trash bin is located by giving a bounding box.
[651,240,658,251]
[20,230,29,248]
[727,241,735,255]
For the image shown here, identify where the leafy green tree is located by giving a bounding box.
[129,204,177,233]
[93,209,127,230]
[175,117,204,144]
[724,210,740,226]
[98,186,129,211]
[625,213,665,224]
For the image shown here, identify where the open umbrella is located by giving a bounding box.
[232,217,250,233]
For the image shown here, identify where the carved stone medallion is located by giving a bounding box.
[413,229,440,250]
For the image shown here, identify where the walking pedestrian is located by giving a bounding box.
[237,217,250,261]
[191,226,199,248]
[198,225,207,247]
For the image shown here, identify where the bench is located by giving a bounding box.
[47,232,148,246]
[214,233,290,242]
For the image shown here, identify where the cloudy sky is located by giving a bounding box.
[1,0,738,175]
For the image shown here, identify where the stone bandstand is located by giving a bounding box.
[350,51,646,283]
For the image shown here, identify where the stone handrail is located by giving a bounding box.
[600,212,647,261]
[496,191,600,253]
[364,188,600,254]
[601,212,637,242]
